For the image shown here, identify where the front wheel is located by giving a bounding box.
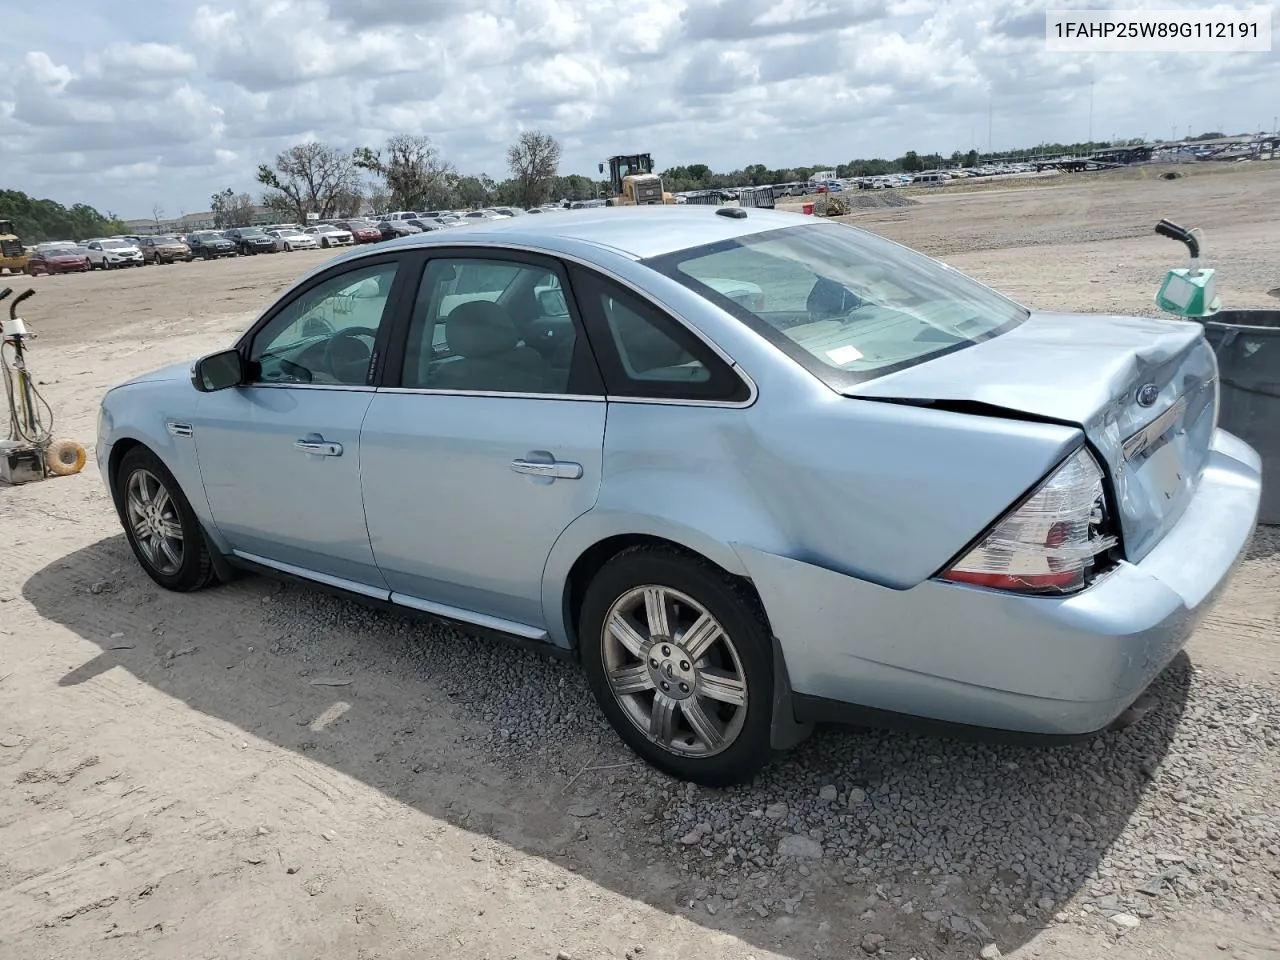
[321,237,330,248]
[115,447,218,592]
[579,546,774,786]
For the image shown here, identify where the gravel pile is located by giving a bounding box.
[260,591,1280,950]
[789,192,919,212]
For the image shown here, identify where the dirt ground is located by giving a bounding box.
[2,163,1278,960]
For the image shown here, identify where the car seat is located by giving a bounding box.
[430,300,554,393]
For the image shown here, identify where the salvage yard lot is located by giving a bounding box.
[2,163,1278,960]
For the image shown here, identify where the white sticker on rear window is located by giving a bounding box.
[826,345,863,365]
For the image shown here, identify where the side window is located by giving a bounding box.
[400,257,580,395]
[249,260,399,387]
[569,268,749,402]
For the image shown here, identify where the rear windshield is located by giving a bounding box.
[645,223,1028,389]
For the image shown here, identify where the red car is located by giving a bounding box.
[339,220,383,244]
[26,244,90,275]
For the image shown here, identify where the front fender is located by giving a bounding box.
[97,380,221,548]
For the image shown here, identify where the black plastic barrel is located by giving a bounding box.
[1197,310,1280,524]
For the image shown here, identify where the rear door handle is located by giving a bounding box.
[510,458,583,480]
[295,437,343,457]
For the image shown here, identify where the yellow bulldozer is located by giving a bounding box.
[599,154,676,206]
[0,220,31,275]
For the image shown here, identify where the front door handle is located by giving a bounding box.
[510,458,583,480]
[295,436,343,457]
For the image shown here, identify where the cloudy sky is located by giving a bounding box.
[2,0,1275,218]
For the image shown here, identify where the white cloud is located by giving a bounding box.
[0,0,1275,216]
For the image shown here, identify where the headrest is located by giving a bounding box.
[351,277,382,298]
[446,300,519,358]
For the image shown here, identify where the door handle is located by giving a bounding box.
[510,458,583,480]
[295,438,343,457]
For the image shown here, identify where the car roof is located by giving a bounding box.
[361,206,813,260]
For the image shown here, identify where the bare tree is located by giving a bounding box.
[355,135,458,210]
[506,130,561,208]
[151,203,165,232]
[257,141,361,223]
[211,188,254,228]
[365,183,392,216]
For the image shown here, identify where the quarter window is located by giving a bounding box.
[248,261,399,386]
[569,268,749,403]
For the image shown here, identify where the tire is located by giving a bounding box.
[578,546,774,787]
[114,446,218,593]
[45,438,86,476]
[321,237,330,248]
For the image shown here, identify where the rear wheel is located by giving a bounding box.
[115,447,217,592]
[579,546,774,786]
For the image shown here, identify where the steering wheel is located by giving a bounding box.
[324,326,379,384]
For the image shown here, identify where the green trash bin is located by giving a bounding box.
[1197,309,1280,524]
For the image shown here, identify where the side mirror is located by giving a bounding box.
[192,348,246,392]
[598,162,604,174]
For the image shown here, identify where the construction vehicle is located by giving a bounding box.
[0,220,31,275]
[598,154,676,206]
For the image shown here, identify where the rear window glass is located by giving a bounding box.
[645,223,1028,390]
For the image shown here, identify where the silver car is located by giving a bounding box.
[95,208,1260,785]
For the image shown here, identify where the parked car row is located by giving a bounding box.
[25,205,597,277]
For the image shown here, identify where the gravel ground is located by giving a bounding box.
[251,563,1280,954]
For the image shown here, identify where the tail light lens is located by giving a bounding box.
[940,446,1118,595]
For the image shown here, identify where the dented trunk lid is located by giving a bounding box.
[848,311,1218,563]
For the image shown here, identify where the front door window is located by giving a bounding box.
[249,261,399,386]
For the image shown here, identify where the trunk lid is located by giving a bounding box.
[849,310,1218,563]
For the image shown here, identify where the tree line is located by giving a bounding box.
[0,190,127,244]
[202,130,578,227]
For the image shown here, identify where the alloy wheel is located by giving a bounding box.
[124,468,185,576]
[601,585,748,757]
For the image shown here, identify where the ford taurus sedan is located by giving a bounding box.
[95,208,1260,786]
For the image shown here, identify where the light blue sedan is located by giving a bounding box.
[96,207,1261,786]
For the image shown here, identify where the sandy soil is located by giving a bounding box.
[2,164,1278,960]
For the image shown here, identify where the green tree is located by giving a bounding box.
[0,190,127,243]
[899,151,925,172]
[356,135,458,210]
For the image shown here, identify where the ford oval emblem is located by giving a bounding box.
[1136,383,1160,407]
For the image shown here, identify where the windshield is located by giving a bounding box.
[240,228,265,236]
[646,223,1028,389]
[101,240,130,249]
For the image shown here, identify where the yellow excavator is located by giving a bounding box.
[599,154,676,206]
[0,221,30,275]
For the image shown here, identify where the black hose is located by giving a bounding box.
[1154,219,1201,259]
[9,288,34,320]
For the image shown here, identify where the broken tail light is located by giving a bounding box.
[940,446,1119,595]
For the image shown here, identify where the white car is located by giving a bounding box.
[304,224,354,248]
[84,238,143,269]
[268,228,319,252]
[462,209,511,221]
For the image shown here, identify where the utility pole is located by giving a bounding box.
[987,90,993,156]
[1088,69,1094,147]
